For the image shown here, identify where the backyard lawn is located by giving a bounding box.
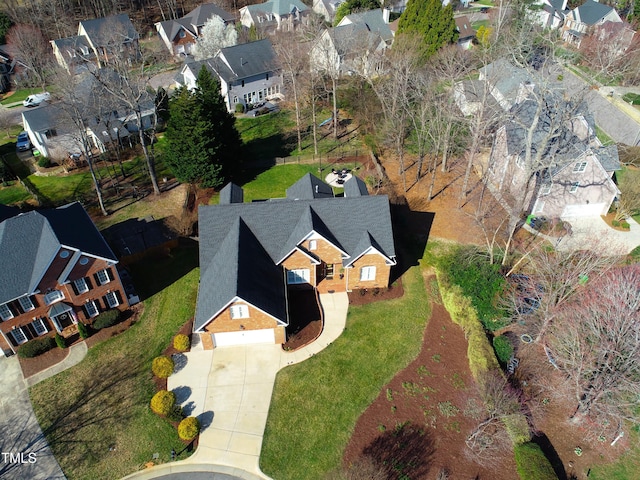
[29,247,199,480]
[260,261,431,480]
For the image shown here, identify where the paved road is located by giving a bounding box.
[545,64,640,146]
[1,103,28,129]
[0,356,66,480]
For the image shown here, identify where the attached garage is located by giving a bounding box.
[212,328,276,347]
[561,203,607,217]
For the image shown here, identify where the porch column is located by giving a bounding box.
[50,316,62,333]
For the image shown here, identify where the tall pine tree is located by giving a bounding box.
[164,67,242,188]
[397,0,458,59]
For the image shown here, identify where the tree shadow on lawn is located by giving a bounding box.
[38,356,141,473]
[361,422,436,480]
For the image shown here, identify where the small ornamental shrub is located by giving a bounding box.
[77,321,89,339]
[152,355,175,378]
[514,442,557,480]
[621,221,630,229]
[150,390,176,416]
[92,309,121,330]
[55,332,66,349]
[493,335,514,365]
[173,334,190,352]
[235,103,244,113]
[178,416,200,441]
[612,220,620,227]
[37,157,51,168]
[167,404,185,422]
[18,336,56,358]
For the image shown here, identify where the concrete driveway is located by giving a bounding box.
[553,216,640,254]
[0,356,66,480]
[125,292,349,480]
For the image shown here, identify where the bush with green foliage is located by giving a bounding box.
[152,355,175,378]
[503,414,531,445]
[37,157,51,168]
[92,309,121,330]
[167,404,185,422]
[622,92,640,105]
[612,220,620,227]
[514,442,558,480]
[17,336,56,358]
[77,321,89,339]
[178,416,200,440]
[55,332,66,349]
[173,334,190,351]
[150,390,176,416]
[435,246,507,331]
[493,335,514,365]
[235,103,244,113]
[621,221,630,229]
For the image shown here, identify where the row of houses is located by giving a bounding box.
[0,172,397,354]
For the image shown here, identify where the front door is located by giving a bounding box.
[55,312,74,330]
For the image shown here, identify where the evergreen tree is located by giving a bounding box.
[164,67,242,188]
[334,0,381,25]
[397,0,458,59]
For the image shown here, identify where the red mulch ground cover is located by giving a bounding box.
[343,300,517,479]
[347,278,404,306]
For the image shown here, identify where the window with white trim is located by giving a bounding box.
[569,182,580,193]
[85,300,98,318]
[287,269,310,284]
[309,240,317,250]
[360,266,376,281]
[96,269,110,285]
[74,277,89,294]
[0,303,13,321]
[230,304,249,319]
[10,327,27,345]
[32,318,48,336]
[105,291,119,308]
[44,290,64,305]
[18,295,35,312]
[573,161,587,173]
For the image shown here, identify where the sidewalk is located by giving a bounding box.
[123,292,349,480]
[24,342,88,387]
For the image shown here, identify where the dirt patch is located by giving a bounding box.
[347,278,404,306]
[344,300,517,479]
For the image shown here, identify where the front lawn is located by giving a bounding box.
[239,163,328,202]
[260,262,431,480]
[0,181,31,204]
[29,247,199,480]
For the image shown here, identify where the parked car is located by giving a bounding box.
[23,92,50,107]
[480,7,489,12]
[16,131,31,151]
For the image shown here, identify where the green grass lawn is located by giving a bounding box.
[596,126,615,146]
[616,166,640,223]
[29,247,199,480]
[260,262,431,480]
[0,181,31,204]
[590,429,640,480]
[0,88,44,106]
[239,163,329,202]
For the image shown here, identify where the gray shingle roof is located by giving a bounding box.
[51,35,92,55]
[286,173,334,200]
[343,175,369,197]
[245,0,308,16]
[341,9,393,44]
[479,59,532,108]
[216,39,278,83]
[80,14,139,47]
[22,103,57,132]
[219,182,244,204]
[0,202,116,304]
[195,177,396,330]
[595,144,621,171]
[574,0,615,25]
[186,3,235,25]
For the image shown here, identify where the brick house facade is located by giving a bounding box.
[195,174,396,348]
[0,203,128,356]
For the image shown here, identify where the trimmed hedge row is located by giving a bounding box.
[18,336,56,358]
[514,442,558,480]
[93,309,121,330]
[493,335,514,365]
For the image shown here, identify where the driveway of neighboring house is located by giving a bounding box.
[532,216,640,254]
[149,69,179,92]
[0,355,66,480]
[123,292,349,480]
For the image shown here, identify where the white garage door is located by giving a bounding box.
[212,328,275,347]
[561,203,606,217]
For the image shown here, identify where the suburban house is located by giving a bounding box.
[533,0,567,30]
[455,16,475,49]
[310,9,394,78]
[312,0,343,22]
[155,3,235,56]
[194,174,396,348]
[562,0,622,46]
[0,203,129,356]
[22,96,155,161]
[175,39,283,112]
[51,14,140,72]
[239,0,310,33]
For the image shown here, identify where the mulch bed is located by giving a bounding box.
[153,318,194,393]
[283,289,322,351]
[343,298,517,479]
[347,278,404,306]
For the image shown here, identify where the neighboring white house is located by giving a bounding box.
[310,9,393,78]
[155,3,235,56]
[532,0,568,29]
[175,39,283,112]
[239,0,310,32]
[562,0,622,46]
[312,0,343,22]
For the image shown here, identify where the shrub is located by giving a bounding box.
[503,414,531,445]
[92,309,121,330]
[235,103,244,113]
[150,390,176,416]
[514,442,557,480]
[77,321,89,339]
[55,332,66,349]
[556,74,563,81]
[612,220,620,227]
[621,221,630,229]
[152,355,175,378]
[493,335,514,365]
[17,336,56,358]
[178,416,200,440]
[37,157,51,168]
[173,334,190,352]
[167,404,185,422]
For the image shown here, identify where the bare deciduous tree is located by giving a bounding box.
[191,16,237,61]
[6,24,53,90]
